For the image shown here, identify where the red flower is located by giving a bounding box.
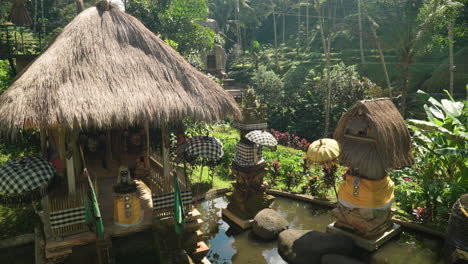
[403,177,411,182]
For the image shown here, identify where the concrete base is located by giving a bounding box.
[326,222,401,251]
[222,208,253,230]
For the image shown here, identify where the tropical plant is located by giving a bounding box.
[251,65,283,104]
[397,89,468,225]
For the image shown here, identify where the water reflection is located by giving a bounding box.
[197,195,443,264]
[197,196,334,264]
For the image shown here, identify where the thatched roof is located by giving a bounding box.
[9,0,32,26]
[334,98,413,179]
[0,2,240,135]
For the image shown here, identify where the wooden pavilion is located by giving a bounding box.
[0,2,240,263]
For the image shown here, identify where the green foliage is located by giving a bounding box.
[0,205,37,239]
[251,65,283,103]
[393,90,467,227]
[126,0,216,57]
[263,146,305,192]
[0,60,13,95]
[418,0,465,50]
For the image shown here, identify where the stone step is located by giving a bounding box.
[201,257,212,264]
[185,218,204,232]
[45,247,72,264]
[45,232,95,251]
[191,241,210,262]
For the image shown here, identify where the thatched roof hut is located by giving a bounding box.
[334,98,413,179]
[0,2,240,135]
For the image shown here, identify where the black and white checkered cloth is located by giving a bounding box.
[50,207,86,229]
[0,156,55,194]
[184,136,224,162]
[232,122,268,130]
[152,190,193,211]
[245,130,278,147]
[233,142,264,167]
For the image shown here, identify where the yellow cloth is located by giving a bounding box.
[338,174,394,209]
[114,192,142,226]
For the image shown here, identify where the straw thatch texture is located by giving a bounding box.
[0,2,240,135]
[334,98,413,179]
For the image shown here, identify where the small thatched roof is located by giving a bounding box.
[334,98,413,179]
[0,2,240,135]
[9,0,32,26]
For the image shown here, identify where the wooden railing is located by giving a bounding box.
[148,153,193,219]
[46,176,97,238]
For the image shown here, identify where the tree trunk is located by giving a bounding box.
[448,22,454,95]
[317,2,332,137]
[76,0,84,15]
[236,0,242,51]
[358,0,365,64]
[306,4,309,50]
[282,2,285,44]
[297,5,301,55]
[401,59,409,117]
[368,16,391,97]
[272,3,280,71]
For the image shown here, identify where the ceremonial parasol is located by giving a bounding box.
[305,138,341,198]
[245,130,278,147]
[183,135,224,204]
[183,136,224,166]
[306,138,341,164]
[0,156,55,201]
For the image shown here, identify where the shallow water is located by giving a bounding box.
[0,195,443,264]
[197,195,443,264]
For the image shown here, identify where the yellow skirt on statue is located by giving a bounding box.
[114,192,143,226]
[338,174,394,209]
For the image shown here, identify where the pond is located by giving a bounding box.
[0,195,444,264]
[197,195,444,264]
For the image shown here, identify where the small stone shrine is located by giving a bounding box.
[329,98,414,249]
[222,89,275,228]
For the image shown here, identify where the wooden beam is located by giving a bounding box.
[161,126,171,180]
[41,195,52,241]
[343,134,375,143]
[40,127,47,157]
[57,127,67,169]
[145,122,150,169]
[105,130,112,169]
[66,154,76,195]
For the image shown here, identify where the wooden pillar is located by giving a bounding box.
[57,127,67,169]
[105,130,112,169]
[66,155,76,195]
[40,127,47,157]
[161,126,171,180]
[41,195,52,241]
[67,128,82,194]
[145,122,150,168]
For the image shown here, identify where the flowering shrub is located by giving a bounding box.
[270,128,311,151]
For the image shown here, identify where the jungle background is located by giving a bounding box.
[0,0,467,235]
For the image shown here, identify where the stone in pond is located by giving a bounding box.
[252,208,289,240]
[321,254,365,264]
[278,229,355,264]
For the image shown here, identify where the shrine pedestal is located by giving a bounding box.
[327,222,401,251]
[221,208,254,230]
[223,163,275,230]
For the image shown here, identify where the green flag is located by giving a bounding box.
[85,174,104,238]
[174,173,185,234]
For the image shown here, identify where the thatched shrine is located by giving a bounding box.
[330,98,414,243]
[223,89,275,228]
[0,2,240,263]
[334,98,413,179]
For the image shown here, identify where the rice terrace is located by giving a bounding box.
[0,0,466,263]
